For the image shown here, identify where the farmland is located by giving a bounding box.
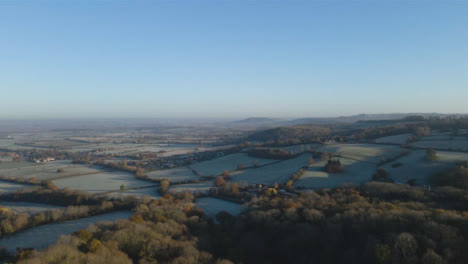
[295,158,377,189]
[168,181,214,193]
[230,153,313,185]
[374,133,411,145]
[379,150,468,184]
[146,166,199,182]
[0,180,32,194]
[0,211,131,253]
[1,117,468,263]
[191,153,277,177]
[52,171,154,194]
[0,202,64,215]
[315,143,404,163]
[195,197,243,218]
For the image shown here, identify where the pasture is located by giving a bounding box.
[0,202,64,215]
[379,150,468,184]
[0,160,102,181]
[146,167,199,183]
[375,134,411,145]
[0,211,131,253]
[105,186,161,200]
[52,171,153,194]
[230,153,313,185]
[168,181,214,193]
[195,197,243,219]
[316,143,404,163]
[0,180,32,194]
[191,153,277,177]
[294,158,377,189]
[410,139,468,151]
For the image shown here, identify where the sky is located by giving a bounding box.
[1,0,467,119]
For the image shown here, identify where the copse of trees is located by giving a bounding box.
[372,168,393,182]
[158,179,170,194]
[12,195,233,264]
[0,189,135,240]
[247,126,330,146]
[196,185,468,264]
[324,159,343,173]
[429,161,468,189]
[426,148,438,161]
[10,183,468,264]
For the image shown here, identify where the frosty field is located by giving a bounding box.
[191,153,277,177]
[0,160,104,182]
[375,134,411,145]
[105,186,161,200]
[146,166,199,183]
[195,197,243,218]
[168,181,214,193]
[316,143,403,163]
[52,171,153,193]
[0,211,131,253]
[0,180,32,194]
[294,158,377,189]
[379,150,468,184]
[230,153,313,185]
[410,139,468,151]
[0,202,64,215]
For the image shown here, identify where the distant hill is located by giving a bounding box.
[246,125,331,144]
[233,113,467,128]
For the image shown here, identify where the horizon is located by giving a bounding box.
[2,0,468,119]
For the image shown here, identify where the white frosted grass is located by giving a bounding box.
[195,197,243,218]
[191,153,277,177]
[147,167,199,183]
[294,158,377,189]
[0,211,131,253]
[230,153,313,185]
[52,171,153,193]
[316,144,403,163]
[0,202,64,215]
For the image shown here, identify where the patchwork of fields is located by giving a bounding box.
[2,126,468,255]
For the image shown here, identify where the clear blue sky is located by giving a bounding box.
[1,0,467,119]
